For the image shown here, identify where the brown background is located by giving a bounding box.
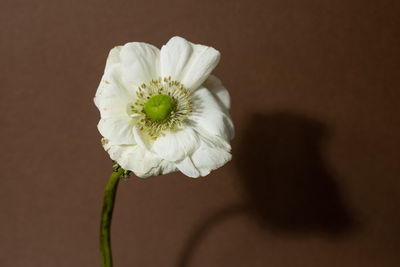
[1,0,399,266]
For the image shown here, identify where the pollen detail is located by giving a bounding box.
[144,94,174,121]
[130,77,192,139]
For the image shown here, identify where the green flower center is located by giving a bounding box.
[130,77,192,138]
[144,94,174,121]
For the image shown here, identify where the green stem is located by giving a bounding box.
[100,167,123,267]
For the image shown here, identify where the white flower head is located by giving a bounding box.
[94,36,234,178]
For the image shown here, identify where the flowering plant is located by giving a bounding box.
[95,36,234,266]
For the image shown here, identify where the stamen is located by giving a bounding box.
[130,77,192,139]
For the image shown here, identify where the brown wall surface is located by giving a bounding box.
[1,0,399,266]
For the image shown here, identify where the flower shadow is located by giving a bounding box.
[235,112,355,234]
[177,112,356,267]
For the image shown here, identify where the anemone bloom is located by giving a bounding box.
[94,36,234,178]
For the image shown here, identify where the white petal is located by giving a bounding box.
[132,125,151,150]
[121,146,164,177]
[160,37,192,82]
[190,87,235,141]
[102,140,131,166]
[203,75,231,110]
[147,160,177,177]
[97,117,135,145]
[104,142,176,178]
[94,66,132,118]
[160,36,220,91]
[104,46,122,72]
[191,134,232,176]
[175,157,200,178]
[120,42,160,88]
[152,127,199,162]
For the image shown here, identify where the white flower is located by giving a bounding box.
[94,36,234,178]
